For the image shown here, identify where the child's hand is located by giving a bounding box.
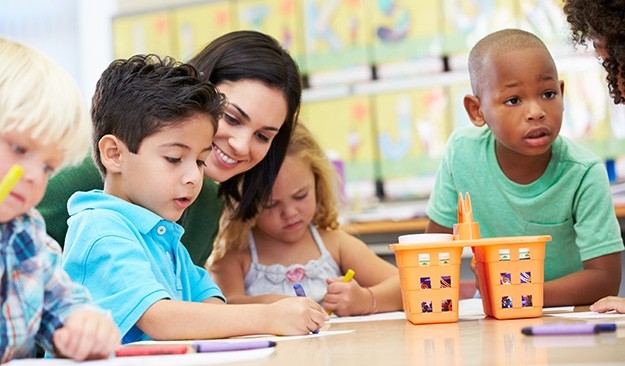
[268,297,327,335]
[323,278,368,316]
[590,296,625,314]
[53,309,120,361]
[470,258,481,292]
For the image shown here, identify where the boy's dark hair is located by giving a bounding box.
[188,30,302,221]
[90,54,226,176]
[563,0,625,104]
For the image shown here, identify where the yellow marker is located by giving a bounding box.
[0,165,24,203]
[327,269,356,315]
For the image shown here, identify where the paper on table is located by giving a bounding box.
[5,347,275,366]
[545,310,625,323]
[328,311,406,323]
[130,330,354,345]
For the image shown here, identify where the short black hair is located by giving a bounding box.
[91,54,226,176]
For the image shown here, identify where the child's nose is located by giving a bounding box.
[526,100,546,121]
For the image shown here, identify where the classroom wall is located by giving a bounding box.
[1,0,621,207]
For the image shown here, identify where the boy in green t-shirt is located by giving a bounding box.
[426,29,623,307]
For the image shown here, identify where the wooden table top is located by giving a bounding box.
[222,308,625,365]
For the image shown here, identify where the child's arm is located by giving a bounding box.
[590,295,625,313]
[53,309,120,361]
[209,249,291,304]
[135,297,327,339]
[543,252,622,307]
[324,230,403,316]
[425,219,453,234]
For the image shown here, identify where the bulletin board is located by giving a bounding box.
[112,11,174,59]
[370,0,443,64]
[373,87,451,199]
[442,0,520,55]
[171,1,236,62]
[235,0,306,71]
[300,95,377,185]
[300,0,372,73]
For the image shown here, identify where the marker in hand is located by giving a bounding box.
[293,283,319,334]
[0,165,23,203]
[326,269,355,315]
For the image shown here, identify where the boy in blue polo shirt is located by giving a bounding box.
[63,54,327,344]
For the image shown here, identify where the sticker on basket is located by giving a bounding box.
[522,295,533,307]
[419,253,430,266]
[440,275,451,288]
[519,248,530,260]
[441,299,453,312]
[420,277,431,289]
[520,271,531,284]
[500,272,511,285]
[502,296,513,308]
[421,301,433,313]
[498,249,510,261]
[438,252,450,265]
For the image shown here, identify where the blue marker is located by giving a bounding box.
[293,283,319,334]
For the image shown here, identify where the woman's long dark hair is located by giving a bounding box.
[188,30,302,221]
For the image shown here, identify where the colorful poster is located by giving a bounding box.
[236,0,305,71]
[112,11,173,59]
[373,87,451,198]
[301,0,371,73]
[370,0,443,64]
[448,80,474,130]
[442,0,520,55]
[517,0,570,54]
[171,1,235,62]
[300,95,377,200]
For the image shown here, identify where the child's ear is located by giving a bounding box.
[98,135,123,173]
[463,94,486,127]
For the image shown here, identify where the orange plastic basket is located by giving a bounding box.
[390,241,464,324]
[469,236,550,319]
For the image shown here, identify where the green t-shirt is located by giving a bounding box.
[426,127,623,281]
[37,156,223,266]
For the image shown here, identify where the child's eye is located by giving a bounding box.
[196,159,207,167]
[263,201,277,209]
[165,157,181,164]
[43,164,55,175]
[10,143,26,155]
[543,91,557,99]
[294,192,308,201]
[504,97,520,106]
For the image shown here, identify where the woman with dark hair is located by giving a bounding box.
[37,30,302,266]
[563,1,625,313]
[563,0,625,104]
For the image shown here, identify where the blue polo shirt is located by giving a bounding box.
[63,190,224,344]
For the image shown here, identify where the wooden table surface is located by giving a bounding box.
[223,308,625,365]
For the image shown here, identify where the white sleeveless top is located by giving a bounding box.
[244,225,341,303]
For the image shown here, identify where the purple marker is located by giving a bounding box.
[521,323,616,336]
[192,340,276,353]
[293,283,319,334]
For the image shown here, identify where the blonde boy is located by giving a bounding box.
[0,38,119,361]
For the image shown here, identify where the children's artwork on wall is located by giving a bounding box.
[442,0,520,55]
[236,0,305,71]
[517,0,570,55]
[374,87,451,199]
[301,0,371,73]
[370,0,443,65]
[300,95,377,201]
[171,1,235,62]
[113,11,174,59]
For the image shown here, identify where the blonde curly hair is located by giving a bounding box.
[207,123,342,268]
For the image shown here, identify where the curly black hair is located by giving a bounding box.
[563,0,625,104]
